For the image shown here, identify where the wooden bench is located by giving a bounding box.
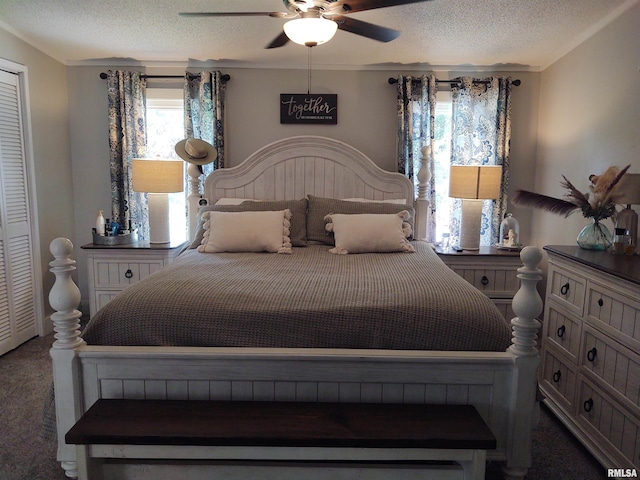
[66,399,496,480]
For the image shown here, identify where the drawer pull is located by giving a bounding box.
[560,282,570,295]
[481,275,489,286]
[556,325,566,338]
[583,398,594,413]
[597,298,603,307]
[552,370,561,383]
[125,269,133,279]
[587,347,597,362]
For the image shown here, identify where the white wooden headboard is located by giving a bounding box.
[204,136,413,204]
[189,136,429,240]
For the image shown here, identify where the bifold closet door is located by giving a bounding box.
[0,68,38,355]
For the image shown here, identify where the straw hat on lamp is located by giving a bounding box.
[174,138,217,166]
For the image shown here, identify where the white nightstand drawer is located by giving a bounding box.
[83,241,187,318]
[93,259,164,288]
[94,291,120,312]
[447,265,519,297]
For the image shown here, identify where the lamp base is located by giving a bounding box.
[148,193,171,244]
[459,199,483,251]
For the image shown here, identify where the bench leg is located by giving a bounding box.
[75,445,104,480]
[459,450,487,480]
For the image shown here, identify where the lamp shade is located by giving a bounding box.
[283,17,338,46]
[449,165,502,200]
[132,159,183,193]
[614,173,640,205]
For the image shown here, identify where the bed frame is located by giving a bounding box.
[49,136,543,479]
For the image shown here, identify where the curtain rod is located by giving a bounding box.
[99,72,231,82]
[388,77,521,86]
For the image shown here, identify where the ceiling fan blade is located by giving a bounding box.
[265,31,291,49]
[330,15,400,42]
[327,0,432,15]
[179,11,294,19]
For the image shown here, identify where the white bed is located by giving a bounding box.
[48,135,543,480]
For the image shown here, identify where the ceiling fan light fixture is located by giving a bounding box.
[283,17,338,46]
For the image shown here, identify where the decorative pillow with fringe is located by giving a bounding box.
[198,210,293,254]
[324,211,415,254]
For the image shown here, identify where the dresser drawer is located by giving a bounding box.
[586,281,640,348]
[541,346,578,412]
[543,303,582,361]
[577,375,640,469]
[581,325,640,410]
[92,259,164,288]
[547,264,586,316]
[446,265,519,297]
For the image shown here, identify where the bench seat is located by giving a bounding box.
[66,399,496,480]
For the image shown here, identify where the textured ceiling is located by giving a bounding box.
[0,0,635,70]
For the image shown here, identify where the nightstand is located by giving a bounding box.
[82,240,188,317]
[436,245,522,322]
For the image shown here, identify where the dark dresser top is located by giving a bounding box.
[544,245,640,286]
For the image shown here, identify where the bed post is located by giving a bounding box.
[502,246,543,480]
[49,238,85,479]
[414,145,431,241]
[187,163,204,241]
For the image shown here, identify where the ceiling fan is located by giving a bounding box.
[180,0,434,49]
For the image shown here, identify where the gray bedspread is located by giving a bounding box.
[82,242,512,352]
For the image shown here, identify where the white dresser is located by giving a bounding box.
[541,245,640,471]
[82,241,187,317]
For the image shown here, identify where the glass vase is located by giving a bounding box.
[576,219,612,250]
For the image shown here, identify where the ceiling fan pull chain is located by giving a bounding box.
[307,46,312,95]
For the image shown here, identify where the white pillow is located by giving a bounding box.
[198,210,293,254]
[324,211,415,254]
[341,198,409,205]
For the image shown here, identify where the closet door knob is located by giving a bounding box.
[557,325,566,338]
[583,398,594,413]
[597,298,603,307]
[587,347,597,362]
[560,282,570,295]
[552,370,561,383]
[125,269,133,279]
[481,275,489,286]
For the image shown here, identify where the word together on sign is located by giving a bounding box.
[280,94,337,125]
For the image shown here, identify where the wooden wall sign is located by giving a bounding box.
[280,94,337,124]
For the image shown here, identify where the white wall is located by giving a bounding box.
[534,1,640,249]
[0,26,73,322]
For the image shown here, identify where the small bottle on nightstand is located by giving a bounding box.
[95,210,105,236]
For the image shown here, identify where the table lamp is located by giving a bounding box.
[614,173,640,250]
[132,159,184,244]
[449,165,502,250]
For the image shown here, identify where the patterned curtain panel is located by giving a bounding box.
[449,77,513,246]
[183,71,227,175]
[106,70,148,239]
[396,74,437,241]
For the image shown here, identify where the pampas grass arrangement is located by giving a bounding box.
[513,165,630,222]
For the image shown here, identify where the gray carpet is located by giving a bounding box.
[1,332,606,480]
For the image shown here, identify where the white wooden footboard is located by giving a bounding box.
[48,239,543,480]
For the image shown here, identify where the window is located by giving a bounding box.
[432,93,453,243]
[145,88,187,243]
